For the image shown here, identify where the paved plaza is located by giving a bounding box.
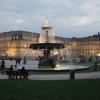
[0,60,100,80]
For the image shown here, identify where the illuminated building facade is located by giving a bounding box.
[0,31,39,58]
[0,31,67,58]
[0,30,100,58]
[67,37,100,57]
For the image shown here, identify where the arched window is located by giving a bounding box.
[1,44,2,47]
[5,44,6,47]
[16,36,18,39]
[0,44,1,48]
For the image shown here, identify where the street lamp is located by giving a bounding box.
[32,52,34,56]
[32,51,34,54]
[54,51,59,55]
[7,51,9,56]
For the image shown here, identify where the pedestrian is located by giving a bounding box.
[89,56,92,62]
[18,58,21,65]
[0,60,2,70]
[93,60,98,71]
[1,60,5,75]
[23,58,26,65]
[15,58,18,65]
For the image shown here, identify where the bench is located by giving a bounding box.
[6,71,29,79]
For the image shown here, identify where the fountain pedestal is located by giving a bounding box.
[38,50,57,68]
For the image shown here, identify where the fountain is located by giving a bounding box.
[28,18,91,71]
[29,18,65,68]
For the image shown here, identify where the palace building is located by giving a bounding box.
[0,31,39,58]
[0,30,100,58]
[67,36,100,57]
[0,30,67,58]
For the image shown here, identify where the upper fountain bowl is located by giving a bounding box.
[29,43,65,50]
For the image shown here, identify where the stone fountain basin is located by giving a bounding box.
[25,64,90,71]
[6,64,91,72]
[5,60,91,72]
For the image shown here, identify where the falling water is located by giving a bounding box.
[64,48,72,65]
[39,29,55,43]
[39,30,45,43]
[19,48,33,64]
[44,47,47,61]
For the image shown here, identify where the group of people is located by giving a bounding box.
[9,56,27,65]
[0,57,27,75]
[0,59,27,79]
[76,57,86,63]
[9,65,26,79]
[76,56,98,71]
[9,65,26,71]
[15,57,27,65]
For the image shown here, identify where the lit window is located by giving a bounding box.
[13,36,15,39]
[25,44,26,47]
[16,36,18,39]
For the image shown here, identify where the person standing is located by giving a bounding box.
[15,58,18,65]
[1,59,5,75]
[93,60,98,71]
[17,58,20,65]
[0,60,2,70]
[23,58,26,65]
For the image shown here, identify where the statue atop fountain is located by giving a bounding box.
[29,18,65,68]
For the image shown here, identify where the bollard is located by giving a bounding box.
[70,69,75,79]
